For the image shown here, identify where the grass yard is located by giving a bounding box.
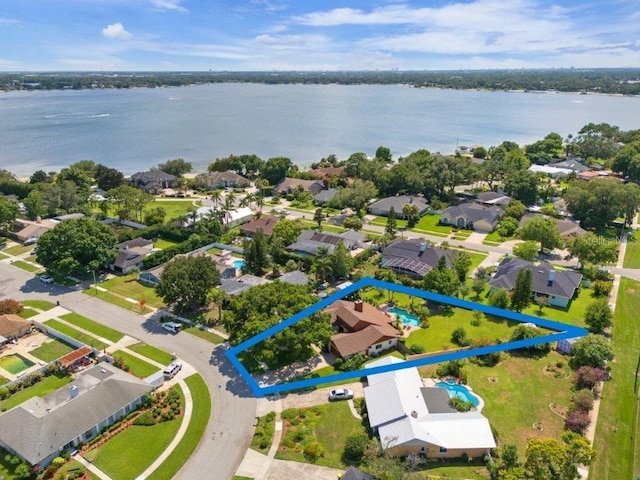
[0,376,8,386]
[452,230,473,240]
[483,231,516,246]
[83,288,154,315]
[29,339,75,363]
[43,319,108,350]
[590,278,640,480]
[10,260,40,272]
[250,411,276,454]
[17,308,38,319]
[111,350,160,378]
[127,343,174,366]
[184,325,225,344]
[520,287,595,328]
[3,243,35,256]
[0,251,9,260]
[89,386,185,480]
[154,237,179,250]
[1,373,72,411]
[100,276,165,308]
[61,312,124,342]
[412,214,453,235]
[148,374,212,480]
[298,219,347,234]
[623,231,640,268]
[276,402,365,469]
[144,199,197,222]
[22,299,57,310]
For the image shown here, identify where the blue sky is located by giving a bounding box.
[1,0,639,71]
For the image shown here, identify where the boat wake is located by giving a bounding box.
[44,113,110,119]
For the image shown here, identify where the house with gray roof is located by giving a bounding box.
[0,363,153,467]
[489,257,583,308]
[273,177,324,195]
[380,238,454,279]
[440,203,503,233]
[368,195,429,218]
[364,357,495,458]
[278,271,310,286]
[109,237,154,275]
[195,170,250,190]
[474,191,511,207]
[286,230,364,256]
[220,275,271,296]
[312,188,338,204]
[130,170,177,193]
[549,157,589,173]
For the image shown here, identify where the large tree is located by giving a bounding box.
[584,298,613,334]
[423,255,459,297]
[261,157,293,186]
[570,334,614,369]
[385,207,397,236]
[157,255,220,313]
[36,218,118,277]
[520,216,562,252]
[524,433,595,480]
[611,140,640,182]
[95,164,125,191]
[158,158,192,177]
[0,196,19,231]
[270,219,302,246]
[243,230,270,275]
[504,171,539,205]
[330,241,353,280]
[569,232,618,267]
[106,185,154,222]
[22,190,47,220]
[510,268,533,312]
[329,179,378,212]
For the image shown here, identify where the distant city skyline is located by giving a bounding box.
[1,0,639,71]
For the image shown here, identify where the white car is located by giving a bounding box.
[39,275,54,284]
[24,237,38,246]
[162,322,182,334]
[328,388,354,401]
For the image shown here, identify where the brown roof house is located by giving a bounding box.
[0,314,32,345]
[130,170,177,193]
[326,300,400,359]
[11,218,58,243]
[195,170,250,190]
[273,177,324,195]
[440,203,503,233]
[239,215,280,237]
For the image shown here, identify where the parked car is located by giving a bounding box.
[24,237,38,246]
[162,321,182,334]
[163,362,182,379]
[328,388,354,401]
[39,275,54,284]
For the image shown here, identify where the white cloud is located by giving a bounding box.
[0,18,20,26]
[149,0,188,13]
[102,22,132,40]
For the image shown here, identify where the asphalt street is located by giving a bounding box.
[0,261,256,480]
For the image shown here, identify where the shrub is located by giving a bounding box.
[0,387,9,400]
[449,397,475,412]
[0,299,24,315]
[51,457,66,468]
[565,409,591,434]
[343,432,370,461]
[409,344,426,354]
[435,360,465,379]
[592,280,613,298]
[572,389,595,412]
[14,463,31,479]
[303,441,325,462]
[574,366,607,391]
[451,327,469,346]
[133,412,157,426]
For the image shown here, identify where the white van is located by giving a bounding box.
[163,362,182,379]
[162,322,182,334]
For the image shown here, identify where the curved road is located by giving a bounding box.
[0,262,256,480]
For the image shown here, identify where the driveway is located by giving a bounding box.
[0,261,256,480]
[280,382,364,409]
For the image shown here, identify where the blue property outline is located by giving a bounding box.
[225,277,587,397]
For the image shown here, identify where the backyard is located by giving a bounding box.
[143,199,200,222]
[29,339,75,363]
[0,373,72,411]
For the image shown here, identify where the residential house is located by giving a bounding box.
[380,239,454,279]
[528,165,572,178]
[139,251,237,286]
[557,337,579,354]
[440,203,503,233]
[364,356,496,458]
[188,206,254,228]
[10,218,58,243]
[194,170,250,190]
[518,214,586,240]
[0,314,32,346]
[130,170,177,193]
[312,188,338,205]
[277,271,310,286]
[474,191,511,207]
[368,195,429,218]
[326,300,400,359]
[309,166,345,178]
[489,257,583,308]
[576,170,609,181]
[273,177,324,195]
[109,237,154,275]
[0,363,153,468]
[220,275,271,296]
[549,158,589,173]
[239,215,279,237]
[286,230,364,256]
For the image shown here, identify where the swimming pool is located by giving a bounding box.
[435,381,480,406]
[233,259,246,270]
[388,306,421,327]
[0,354,35,375]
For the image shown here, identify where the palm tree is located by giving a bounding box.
[208,288,227,324]
[312,247,332,283]
[210,190,222,207]
[255,195,265,212]
[224,196,234,211]
[402,203,420,228]
[226,190,237,206]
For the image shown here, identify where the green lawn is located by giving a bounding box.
[61,312,124,342]
[1,373,72,411]
[250,412,276,454]
[111,350,160,378]
[99,276,165,308]
[144,199,197,222]
[43,319,108,350]
[623,231,640,268]
[520,287,595,328]
[10,260,40,272]
[298,219,347,234]
[84,288,154,314]
[22,299,57,310]
[590,278,640,480]
[483,231,516,245]
[147,374,212,480]
[29,339,75,363]
[154,237,179,250]
[17,308,38,319]
[127,343,174,366]
[276,402,364,469]
[0,375,8,386]
[3,243,35,256]
[412,214,453,234]
[90,387,185,480]
[0,251,9,260]
[184,325,225,344]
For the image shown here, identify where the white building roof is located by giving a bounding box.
[528,165,573,176]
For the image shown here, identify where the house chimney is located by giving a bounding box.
[411,410,418,418]
[420,242,427,252]
[354,300,363,313]
[548,269,555,286]
[69,385,78,399]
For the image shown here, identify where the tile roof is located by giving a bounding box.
[286,230,359,255]
[273,177,323,194]
[239,215,280,236]
[278,271,310,286]
[368,195,429,215]
[220,275,271,296]
[381,239,454,277]
[441,203,503,225]
[195,170,250,188]
[0,314,31,338]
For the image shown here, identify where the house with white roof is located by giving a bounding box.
[364,357,496,459]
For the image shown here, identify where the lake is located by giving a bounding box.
[1,83,638,177]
